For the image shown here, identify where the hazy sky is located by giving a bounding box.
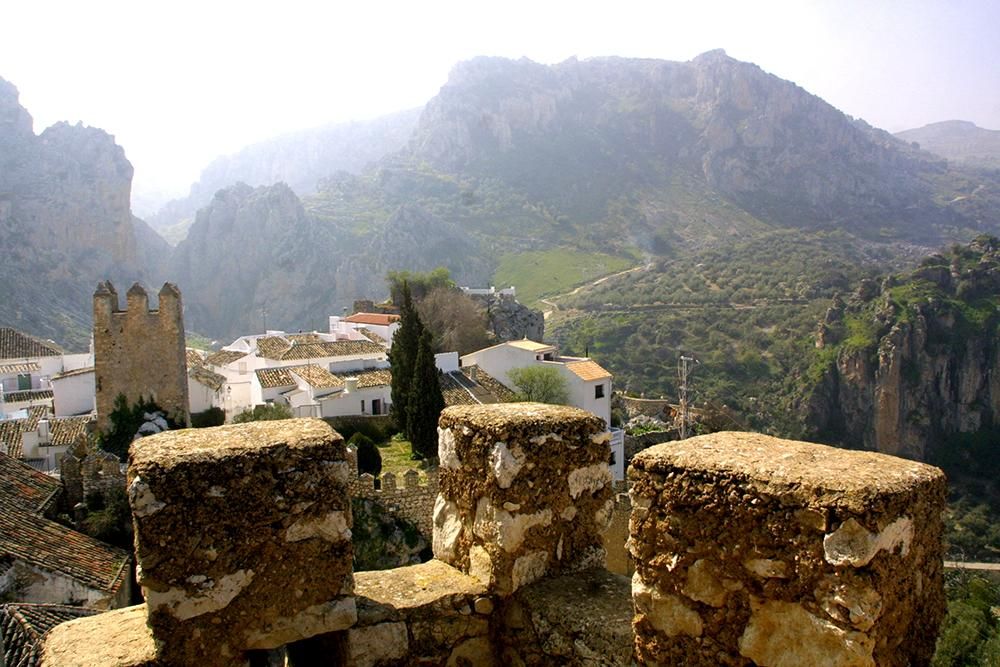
[3,0,999,203]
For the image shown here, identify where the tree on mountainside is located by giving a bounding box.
[388,267,454,304]
[389,282,425,434]
[417,287,494,356]
[406,330,445,460]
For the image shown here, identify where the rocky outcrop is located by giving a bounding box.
[145,108,422,238]
[409,52,993,241]
[807,236,1000,464]
[0,76,162,349]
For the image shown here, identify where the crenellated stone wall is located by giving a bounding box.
[432,403,614,595]
[93,281,189,432]
[40,412,947,667]
[628,431,946,667]
[127,419,355,665]
[61,449,125,507]
[346,449,437,539]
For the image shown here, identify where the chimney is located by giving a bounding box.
[344,377,359,394]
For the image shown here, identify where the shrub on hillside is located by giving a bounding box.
[232,403,292,423]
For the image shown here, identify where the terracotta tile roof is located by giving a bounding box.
[2,389,53,404]
[440,372,479,406]
[51,366,94,381]
[48,416,93,447]
[332,368,392,388]
[507,339,555,353]
[0,509,130,594]
[0,329,61,360]
[279,340,385,361]
[0,362,41,375]
[291,365,344,389]
[255,367,297,389]
[357,328,387,345]
[204,349,248,367]
[0,452,61,514]
[286,333,323,344]
[189,366,226,392]
[186,349,205,368]
[344,313,400,326]
[256,336,293,360]
[565,359,612,381]
[462,366,517,401]
[0,407,48,458]
[1,603,98,667]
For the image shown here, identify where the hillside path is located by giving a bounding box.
[540,261,652,319]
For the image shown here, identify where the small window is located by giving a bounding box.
[361,399,366,414]
[17,373,31,391]
[595,384,605,399]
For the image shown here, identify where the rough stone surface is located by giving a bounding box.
[497,567,634,666]
[628,431,946,667]
[346,560,493,666]
[94,282,190,430]
[40,604,160,667]
[127,419,354,666]
[435,403,611,595]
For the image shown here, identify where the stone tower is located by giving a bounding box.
[93,281,189,431]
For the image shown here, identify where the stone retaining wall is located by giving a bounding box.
[347,449,437,539]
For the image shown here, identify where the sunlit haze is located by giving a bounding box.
[3,0,998,206]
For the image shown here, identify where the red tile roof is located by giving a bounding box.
[0,453,61,515]
[0,329,61,360]
[344,313,400,326]
[0,603,97,667]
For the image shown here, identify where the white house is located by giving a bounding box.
[0,328,92,420]
[51,367,96,417]
[328,313,400,349]
[195,331,391,419]
[460,339,624,479]
[460,340,612,426]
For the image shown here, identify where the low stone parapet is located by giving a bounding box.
[496,567,634,665]
[628,431,946,667]
[127,419,355,666]
[433,403,613,595]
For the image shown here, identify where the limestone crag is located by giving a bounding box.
[808,236,1000,462]
[0,76,161,348]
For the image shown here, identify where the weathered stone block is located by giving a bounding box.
[434,403,612,596]
[628,432,946,667]
[41,605,160,667]
[128,419,355,666]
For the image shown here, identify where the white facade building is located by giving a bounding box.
[460,340,612,426]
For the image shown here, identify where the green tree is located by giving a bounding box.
[933,573,1000,665]
[406,330,445,459]
[389,281,425,434]
[350,432,382,478]
[416,286,494,355]
[508,366,570,404]
[232,403,292,423]
[99,394,174,461]
[388,267,454,304]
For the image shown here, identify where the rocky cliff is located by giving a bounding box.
[0,76,161,349]
[409,51,990,242]
[147,108,421,242]
[807,236,1000,467]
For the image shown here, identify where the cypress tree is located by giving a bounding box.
[407,329,445,459]
[389,281,423,434]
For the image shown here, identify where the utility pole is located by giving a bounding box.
[678,355,698,439]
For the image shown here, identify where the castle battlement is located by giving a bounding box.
[41,407,946,666]
[92,281,189,431]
